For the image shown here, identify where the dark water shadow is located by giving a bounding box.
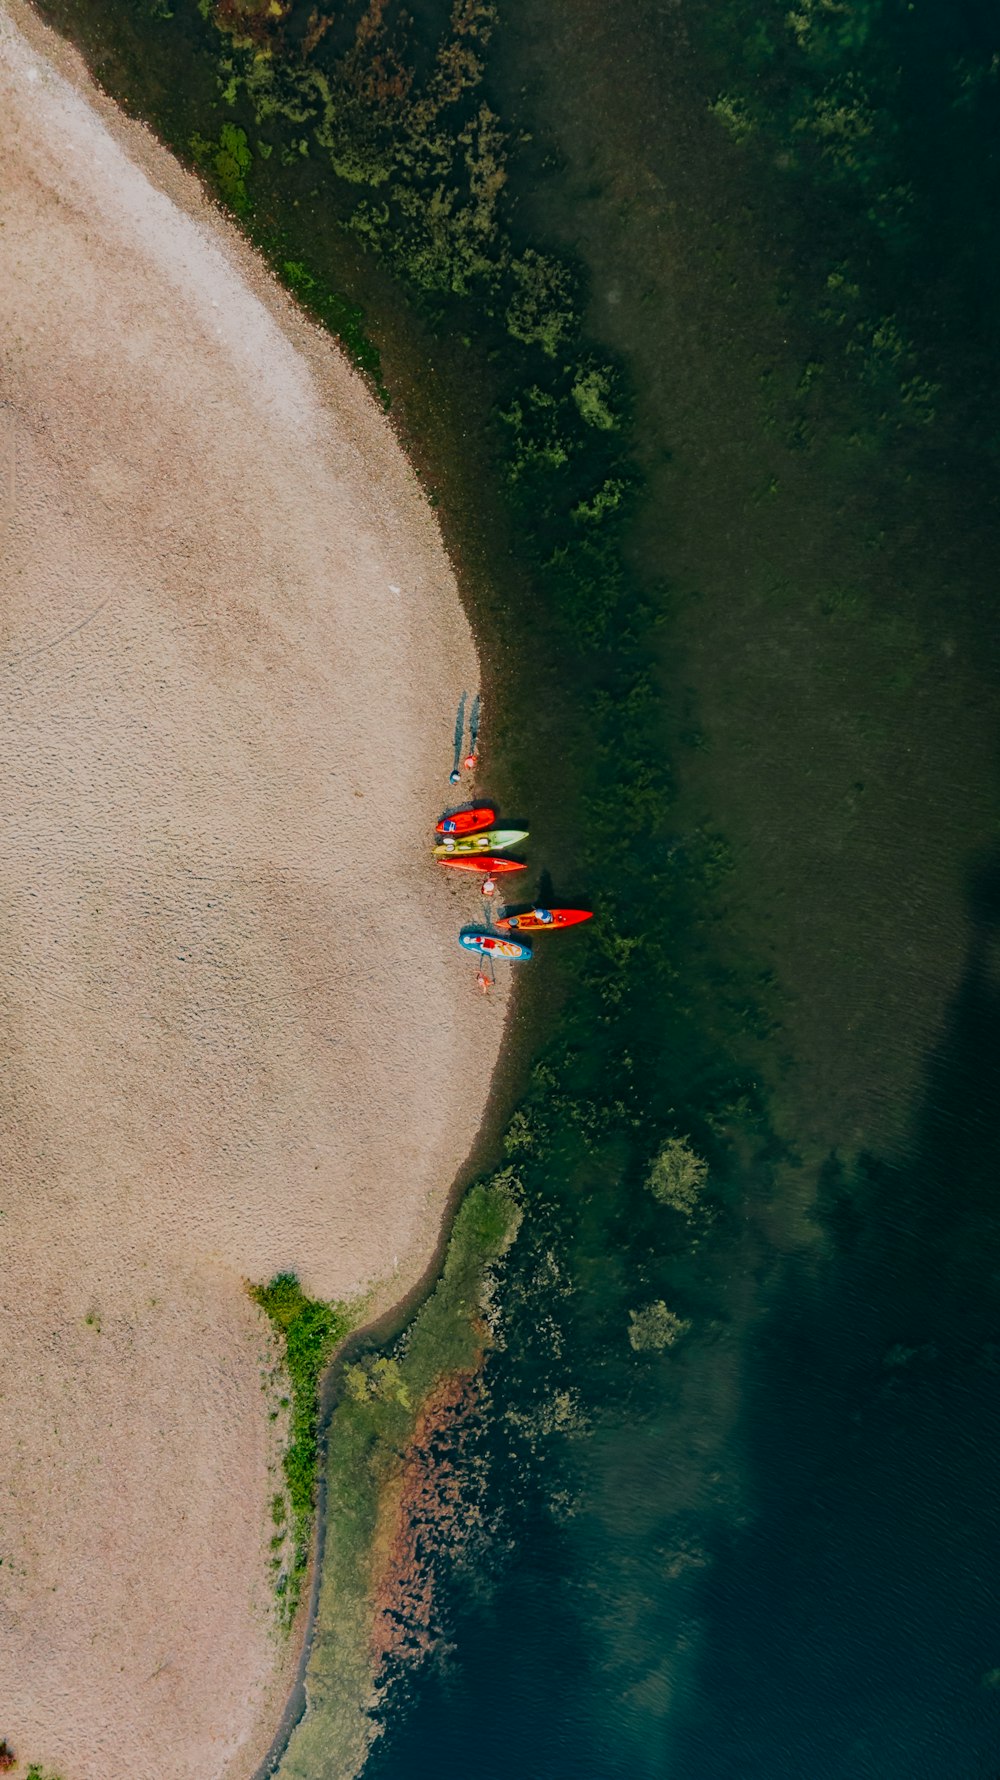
[665,851,1000,1780]
[534,867,555,905]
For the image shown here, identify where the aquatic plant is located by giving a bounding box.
[504,249,579,356]
[646,1136,709,1216]
[708,92,755,142]
[570,364,620,432]
[627,1301,690,1352]
[190,121,253,210]
[503,1108,541,1154]
[697,0,1000,457]
[277,256,386,395]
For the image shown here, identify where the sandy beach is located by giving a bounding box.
[0,4,506,1774]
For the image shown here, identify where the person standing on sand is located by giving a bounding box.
[481,876,496,899]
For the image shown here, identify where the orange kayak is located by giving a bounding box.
[436,804,496,836]
[495,907,593,932]
[437,854,525,875]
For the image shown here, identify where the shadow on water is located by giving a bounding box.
[665,851,1000,1780]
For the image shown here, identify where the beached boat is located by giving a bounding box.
[432,828,527,857]
[435,804,496,836]
[459,927,532,962]
[436,854,526,875]
[495,907,593,933]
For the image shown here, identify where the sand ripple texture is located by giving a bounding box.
[0,5,506,1776]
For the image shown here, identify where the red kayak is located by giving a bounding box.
[495,907,592,932]
[435,805,496,836]
[437,854,525,876]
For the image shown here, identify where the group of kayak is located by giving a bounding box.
[434,801,592,970]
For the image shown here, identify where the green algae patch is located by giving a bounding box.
[646,1136,709,1218]
[249,1273,353,1628]
[627,1300,690,1352]
[190,121,253,211]
[276,1173,521,1780]
[275,255,388,405]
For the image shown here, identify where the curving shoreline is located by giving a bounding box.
[249,1001,526,1780]
[0,4,508,1775]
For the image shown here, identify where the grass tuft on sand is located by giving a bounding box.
[249,1276,353,1627]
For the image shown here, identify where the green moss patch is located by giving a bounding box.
[249,1272,352,1627]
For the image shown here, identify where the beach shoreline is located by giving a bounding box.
[246,994,526,1780]
[0,4,509,1775]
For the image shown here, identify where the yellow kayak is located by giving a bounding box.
[432,828,528,858]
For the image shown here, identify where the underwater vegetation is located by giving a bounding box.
[645,1136,709,1217]
[628,1301,690,1352]
[699,0,1000,468]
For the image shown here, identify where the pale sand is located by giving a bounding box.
[0,6,507,1775]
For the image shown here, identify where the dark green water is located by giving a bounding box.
[32,0,1000,1773]
[363,4,1000,1775]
